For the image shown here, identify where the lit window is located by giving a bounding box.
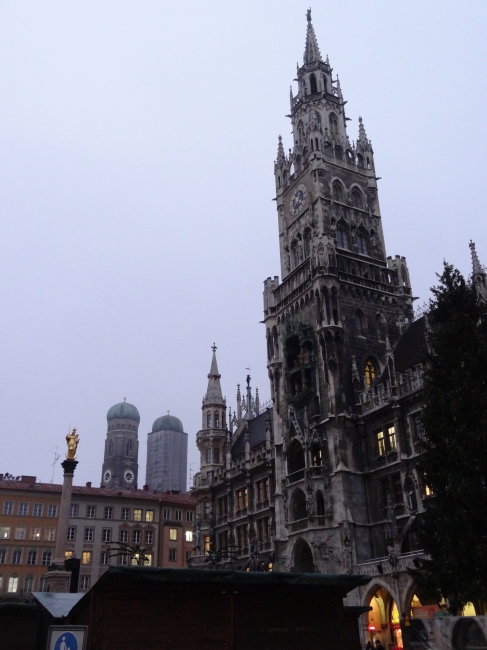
[42,551,52,566]
[0,526,11,539]
[169,528,178,541]
[145,530,154,544]
[144,554,152,566]
[169,549,177,562]
[133,509,142,522]
[365,359,376,389]
[104,507,113,520]
[86,506,96,519]
[82,551,92,565]
[102,528,112,543]
[84,528,94,542]
[33,504,43,517]
[121,508,130,521]
[14,527,26,540]
[70,504,78,518]
[44,528,56,541]
[3,502,13,515]
[133,530,141,544]
[67,527,76,541]
[47,505,57,518]
[18,503,28,516]
[27,551,37,566]
[387,425,397,451]
[204,536,210,554]
[7,575,18,593]
[12,550,22,565]
[377,431,385,456]
[80,576,90,590]
[65,551,74,560]
[185,530,193,543]
[145,510,154,523]
[120,530,128,544]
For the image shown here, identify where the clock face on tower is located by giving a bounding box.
[124,470,134,484]
[103,470,112,483]
[289,183,308,216]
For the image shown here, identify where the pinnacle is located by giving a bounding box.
[469,241,485,276]
[304,9,322,64]
[204,344,224,405]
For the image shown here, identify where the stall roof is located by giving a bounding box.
[32,592,84,618]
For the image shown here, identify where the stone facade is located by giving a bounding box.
[192,10,487,649]
[101,400,140,489]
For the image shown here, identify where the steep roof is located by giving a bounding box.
[232,409,273,457]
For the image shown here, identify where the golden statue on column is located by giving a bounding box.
[66,428,80,459]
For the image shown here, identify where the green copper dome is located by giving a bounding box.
[107,401,140,424]
[152,414,184,433]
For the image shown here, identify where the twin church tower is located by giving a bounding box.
[100,400,188,493]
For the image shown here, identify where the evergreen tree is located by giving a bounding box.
[416,262,487,610]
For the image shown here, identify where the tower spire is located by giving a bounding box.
[469,241,487,304]
[470,240,484,276]
[304,9,322,64]
[205,343,223,403]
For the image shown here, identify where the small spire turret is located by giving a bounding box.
[469,241,487,304]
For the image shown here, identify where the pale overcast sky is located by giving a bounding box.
[0,1,485,487]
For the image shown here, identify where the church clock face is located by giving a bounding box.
[124,470,134,484]
[103,470,112,483]
[289,183,307,216]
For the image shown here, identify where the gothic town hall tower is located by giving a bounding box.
[263,11,414,573]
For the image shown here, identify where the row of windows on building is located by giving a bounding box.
[0,548,53,566]
[67,526,155,545]
[215,517,272,553]
[0,573,50,594]
[69,504,154,521]
[374,414,425,457]
[162,508,193,522]
[107,440,134,457]
[0,525,56,541]
[214,478,272,517]
[206,412,221,429]
[2,502,57,517]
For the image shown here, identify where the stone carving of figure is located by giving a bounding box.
[387,545,398,571]
[318,243,326,266]
[194,519,201,550]
[65,429,79,460]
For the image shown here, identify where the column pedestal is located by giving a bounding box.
[45,459,78,593]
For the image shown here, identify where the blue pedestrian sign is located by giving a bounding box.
[47,627,87,650]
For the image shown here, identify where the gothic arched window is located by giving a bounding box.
[333,182,343,202]
[351,189,362,209]
[126,441,132,456]
[329,113,338,136]
[335,146,343,161]
[310,73,317,94]
[336,225,348,249]
[357,231,369,255]
[365,359,377,389]
[356,153,364,167]
[355,311,364,335]
[303,229,311,258]
[108,442,113,457]
[315,137,319,151]
[297,121,305,143]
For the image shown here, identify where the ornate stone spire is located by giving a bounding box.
[276,135,286,167]
[469,241,487,304]
[204,344,224,404]
[303,9,322,64]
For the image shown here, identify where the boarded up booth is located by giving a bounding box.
[66,567,370,650]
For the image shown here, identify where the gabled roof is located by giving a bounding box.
[231,410,273,457]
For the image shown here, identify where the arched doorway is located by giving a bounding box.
[453,619,487,650]
[366,586,403,649]
[293,539,314,573]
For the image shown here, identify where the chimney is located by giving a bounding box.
[21,476,36,484]
[86,482,92,488]
[143,485,149,492]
